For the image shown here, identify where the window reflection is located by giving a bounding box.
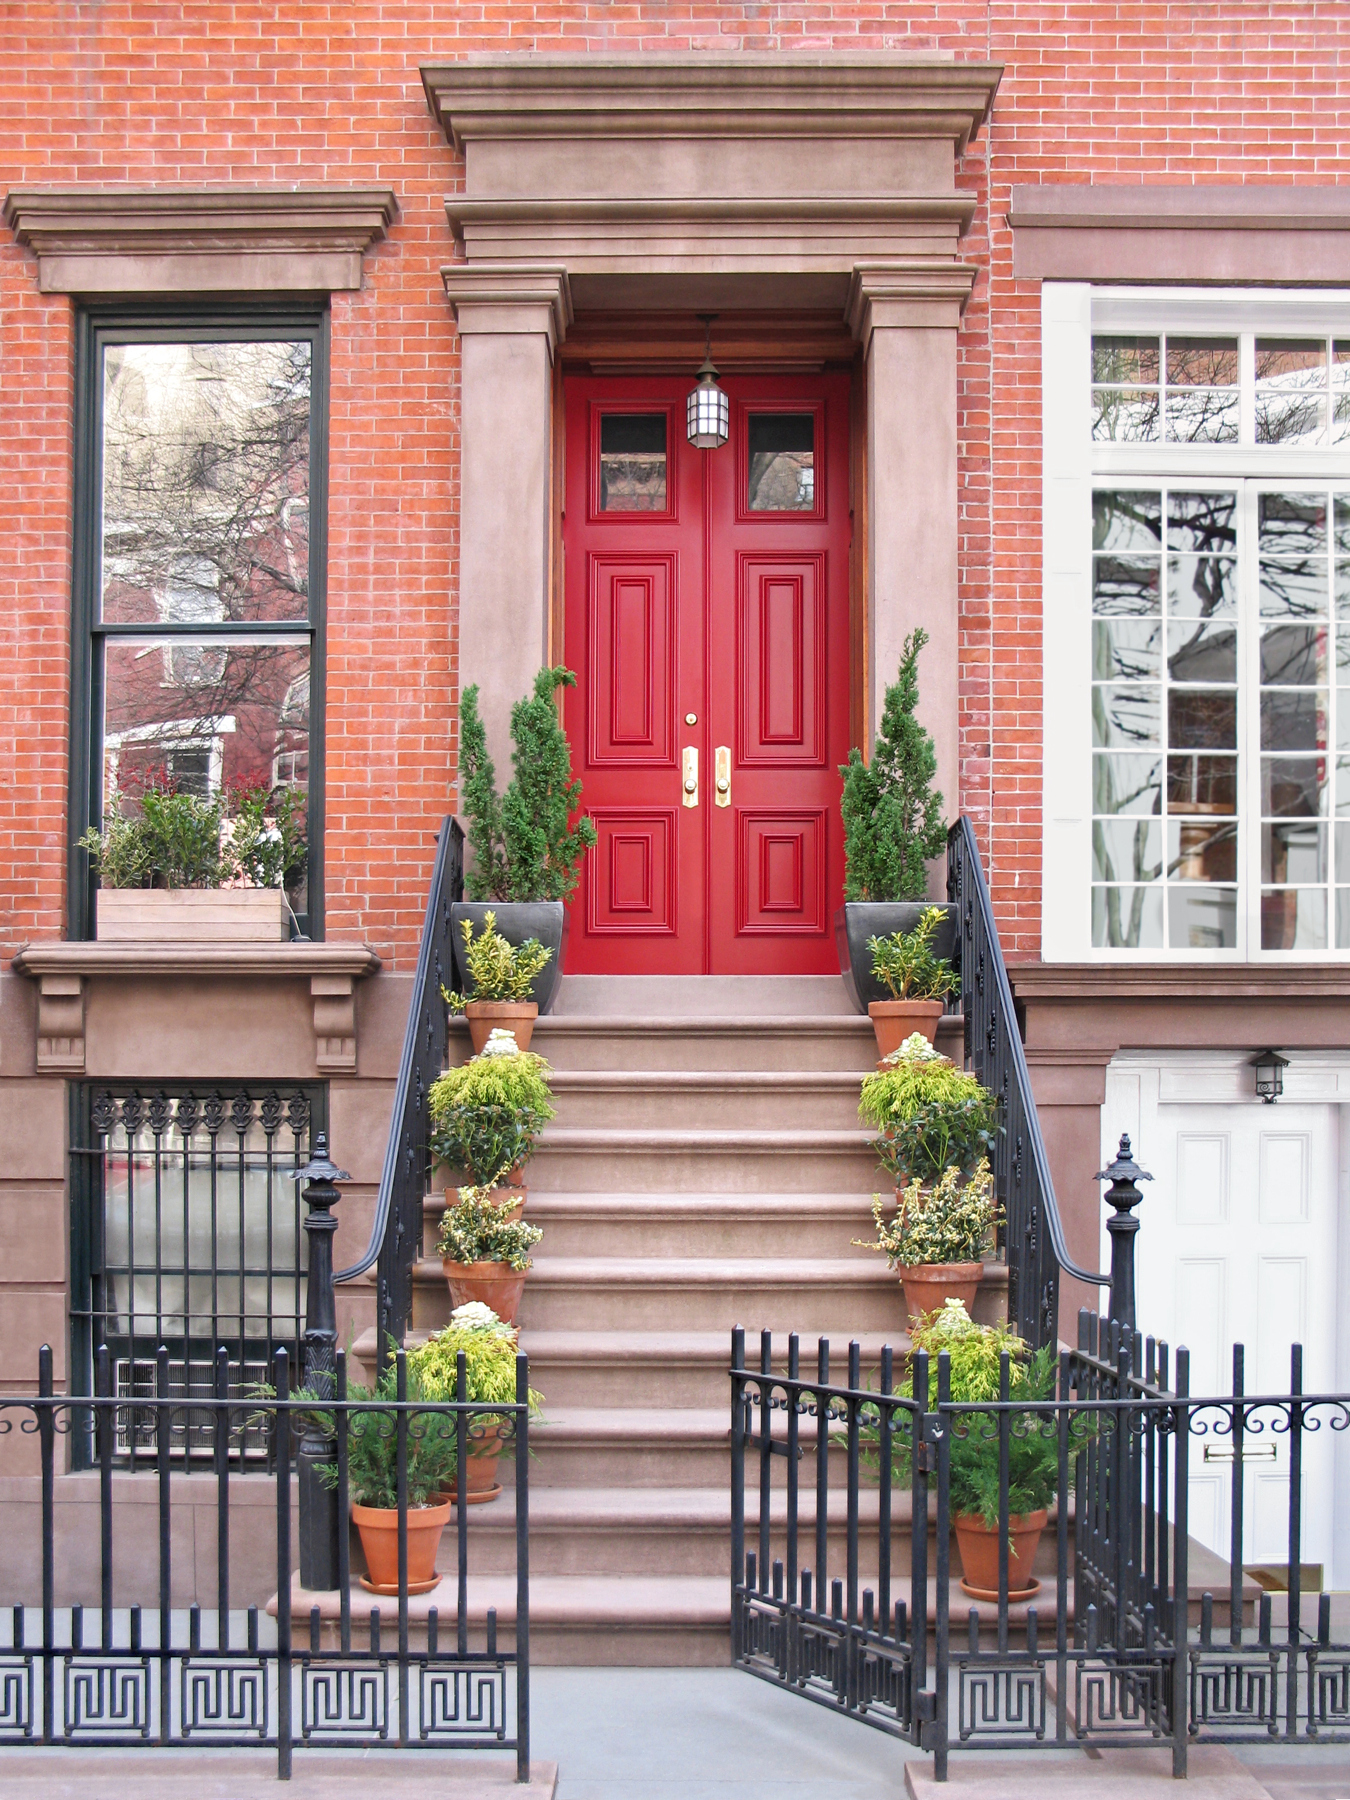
[599,413,667,511]
[747,413,815,511]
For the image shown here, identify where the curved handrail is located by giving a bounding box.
[947,816,1106,1348]
[335,816,462,1288]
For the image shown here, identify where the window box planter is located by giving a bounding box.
[95,889,289,943]
[835,901,958,1014]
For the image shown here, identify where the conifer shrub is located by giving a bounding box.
[838,628,947,901]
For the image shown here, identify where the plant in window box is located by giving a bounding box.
[443,911,553,1052]
[835,628,957,1013]
[435,1188,543,1327]
[407,1303,543,1506]
[453,666,598,1015]
[428,1032,555,1223]
[854,1034,1000,1325]
[864,904,960,1060]
[863,1300,1067,1601]
[78,776,307,943]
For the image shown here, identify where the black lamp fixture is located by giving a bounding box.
[686,314,729,449]
[1250,1048,1289,1104]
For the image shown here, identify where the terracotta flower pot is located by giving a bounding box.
[462,999,538,1054]
[445,1419,511,1506]
[352,1499,451,1595]
[868,998,945,1061]
[444,1258,526,1325]
[896,1260,984,1328]
[954,1508,1048,1601]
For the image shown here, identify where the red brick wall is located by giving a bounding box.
[2,3,1348,965]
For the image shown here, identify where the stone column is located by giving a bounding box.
[442,264,572,780]
[846,264,977,836]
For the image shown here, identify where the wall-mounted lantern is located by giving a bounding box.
[1250,1048,1288,1104]
[686,314,729,449]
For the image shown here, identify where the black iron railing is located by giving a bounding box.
[335,818,463,1359]
[730,1322,1350,1781]
[947,817,1108,1350]
[1,1340,530,1781]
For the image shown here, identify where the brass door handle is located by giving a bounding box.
[715,746,731,807]
[682,746,699,808]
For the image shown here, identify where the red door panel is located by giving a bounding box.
[563,369,851,974]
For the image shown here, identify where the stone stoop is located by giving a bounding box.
[355,975,1009,1665]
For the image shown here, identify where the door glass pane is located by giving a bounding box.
[747,413,815,511]
[598,413,667,511]
[100,341,311,624]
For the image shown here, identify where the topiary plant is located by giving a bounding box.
[442,911,552,1009]
[868,904,960,1002]
[436,1188,543,1271]
[838,627,947,901]
[428,1045,556,1188]
[859,1035,999,1186]
[407,1303,543,1424]
[458,667,598,902]
[854,1159,999,1269]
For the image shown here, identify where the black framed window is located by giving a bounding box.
[71,307,328,938]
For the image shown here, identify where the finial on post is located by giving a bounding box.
[1096,1133,1152,1335]
[293,1131,349,1591]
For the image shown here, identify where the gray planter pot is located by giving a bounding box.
[450,900,567,1016]
[835,900,959,1014]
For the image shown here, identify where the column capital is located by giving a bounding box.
[441,262,573,356]
[845,261,979,345]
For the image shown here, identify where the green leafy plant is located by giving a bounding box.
[838,628,947,901]
[407,1303,543,1424]
[226,781,308,892]
[459,667,599,902]
[862,1301,1066,1527]
[854,1159,999,1268]
[868,904,960,1002]
[859,1036,999,1186]
[428,1044,556,1188]
[443,911,552,1009]
[306,1362,459,1510]
[436,1187,543,1271]
[79,777,307,891]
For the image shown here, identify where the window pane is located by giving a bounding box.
[1260,622,1328,687]
[1092,390,1160,443]
[1256,339,1327,445]
[1259,491,1326,555]
[1333,345,1350,445]
[1094,336,1161,384]
[1261,888,1327,950]
[1094,752,1163,816]
[1094,619,1161,681]
[747,414,815,511]
[1260,560,1329,619]
[1093,885,1164,949]
[1167,491,1237,555]
[1169,689,1236,750]
[1168,818,1237,882]
[1262,757,1326,817]
[1094,557,1161,615]
[1260,689,1325,752]
[1170,887,1237,949]
[1167,619,1236,684]
[1168,753,1237,813]
[1262,819,1327,884]
[1167,338,1238,387]
[1093,818,1162,882]
[1093,491,1162,553]
[1336,889,1350,948]
[1165,339,1240,443]
[1167,555,1236,618]
[599,413,667,511]
[1094,685,1161,748]
[100,341,311,625]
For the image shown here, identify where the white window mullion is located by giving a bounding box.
[1238,483,1260,961]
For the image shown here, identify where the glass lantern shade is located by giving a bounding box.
[687,373,729,450]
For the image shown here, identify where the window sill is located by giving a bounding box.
[1009,961,1350,1000]
[10,940,381,1076]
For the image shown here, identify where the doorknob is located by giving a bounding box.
[682,746,699,808]
[714,746,731,807]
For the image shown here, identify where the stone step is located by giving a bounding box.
[524,1127,882,1192]
[420,1192,889,1262]
[541,1069,871,1132]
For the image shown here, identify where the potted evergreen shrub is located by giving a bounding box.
[444,911,553,1052]
[868,1299,1063,1601]
[428,1033,556,1215]
[317,1362,458,1594]
[855,1034,1000,1324]
[407,1302,543,1505]
[435,1188,543,1326]
[455,667,598,1014]
[865,903,961,1059]
[835,628,956,1012]
[79,777,307,942]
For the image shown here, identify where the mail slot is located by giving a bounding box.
[1202,1442,1278,1464]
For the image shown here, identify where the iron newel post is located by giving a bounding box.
[294,1132,350,1591]
[1096,1133,1152,1336]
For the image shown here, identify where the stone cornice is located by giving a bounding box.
[10,942,381,979]
[422,55,1002,153]
[2,187,399,294]
[846,260,981,340]
[441,263,573,350]
[1008,961,1350,1001]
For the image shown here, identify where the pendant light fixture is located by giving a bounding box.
[686,314,729,450]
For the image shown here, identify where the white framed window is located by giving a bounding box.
[1042,286,1350,960]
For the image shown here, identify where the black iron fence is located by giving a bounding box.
[730,1320,1350,1781]
[0,1342,530,1781]
[335,816,463,1364]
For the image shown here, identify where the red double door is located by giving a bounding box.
[562,371,852,975]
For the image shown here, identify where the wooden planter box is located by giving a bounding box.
[96,889,289,943]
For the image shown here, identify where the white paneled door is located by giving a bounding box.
[1104,1060,1346,1588]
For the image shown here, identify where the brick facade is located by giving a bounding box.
[2,4,1348,965]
